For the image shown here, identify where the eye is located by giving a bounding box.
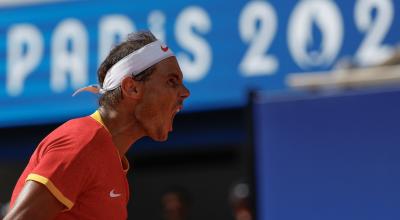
[168,78,178,87]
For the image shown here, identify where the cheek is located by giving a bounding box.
[136,96,158,121]
[136,92,169,124]
[149,88,175,112]
[135,93,171,141]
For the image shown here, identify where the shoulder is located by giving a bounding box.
[37,116,112,158]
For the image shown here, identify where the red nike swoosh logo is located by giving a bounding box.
[161,45,169,52]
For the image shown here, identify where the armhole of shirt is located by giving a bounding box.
[26,173,74,211]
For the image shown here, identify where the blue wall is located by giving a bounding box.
[253,87,400,220]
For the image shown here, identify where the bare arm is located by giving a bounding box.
[4,181,64,220]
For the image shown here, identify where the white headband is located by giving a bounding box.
[73,40,174,96]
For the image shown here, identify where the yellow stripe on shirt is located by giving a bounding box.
[26,173,74,210]
[90,110,106,128]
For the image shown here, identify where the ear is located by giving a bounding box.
[120,76,143,99]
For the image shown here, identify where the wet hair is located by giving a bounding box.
[97,31,157,108]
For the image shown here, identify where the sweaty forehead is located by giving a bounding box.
[154,57,183,78]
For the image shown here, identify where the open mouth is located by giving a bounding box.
[169,106,182,132]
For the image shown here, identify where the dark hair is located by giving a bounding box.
[97,31,157,107]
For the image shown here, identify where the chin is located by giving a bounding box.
[152,136,168,142]
[150,131,169,142]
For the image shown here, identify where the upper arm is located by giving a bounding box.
[4,180,64,220]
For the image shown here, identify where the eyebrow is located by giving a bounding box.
[167,72,182,81]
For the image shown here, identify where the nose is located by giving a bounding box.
[180,84,190,99]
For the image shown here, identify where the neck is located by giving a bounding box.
[98,106,144,156]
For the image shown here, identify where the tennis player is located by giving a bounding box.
[4,31,190,220]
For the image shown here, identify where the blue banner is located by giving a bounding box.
[1,0,399,127]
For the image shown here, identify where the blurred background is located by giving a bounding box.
[1,0,400,219]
